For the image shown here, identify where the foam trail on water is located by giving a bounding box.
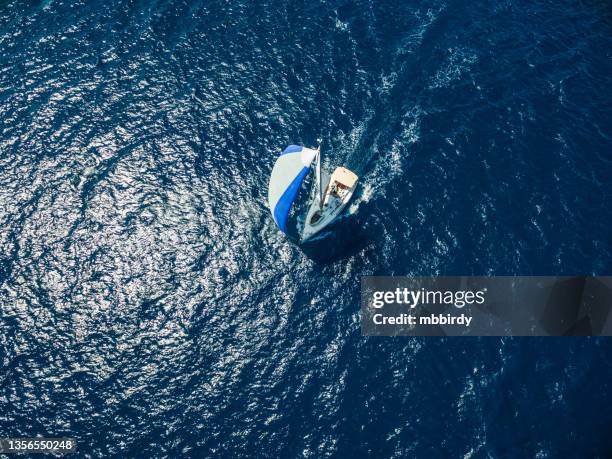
[429,47,478,89]
[348,106,422,214]
[338,5,443,216]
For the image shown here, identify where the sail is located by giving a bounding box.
[268,145,318,233]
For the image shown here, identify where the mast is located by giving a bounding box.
[316,144,322,209]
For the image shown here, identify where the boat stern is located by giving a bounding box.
[330,167,358,190]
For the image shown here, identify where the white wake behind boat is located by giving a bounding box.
[267,144,358,243]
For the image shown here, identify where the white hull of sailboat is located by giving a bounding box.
[301,167,358,242]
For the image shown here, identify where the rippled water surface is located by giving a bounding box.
[1,0,611,456]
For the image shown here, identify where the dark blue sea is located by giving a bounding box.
[1,0,612,456]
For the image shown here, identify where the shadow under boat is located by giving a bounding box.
[298,211,368,264]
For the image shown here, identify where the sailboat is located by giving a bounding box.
[268,144,359,242]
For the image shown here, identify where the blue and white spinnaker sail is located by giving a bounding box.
[268,145,318,233]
